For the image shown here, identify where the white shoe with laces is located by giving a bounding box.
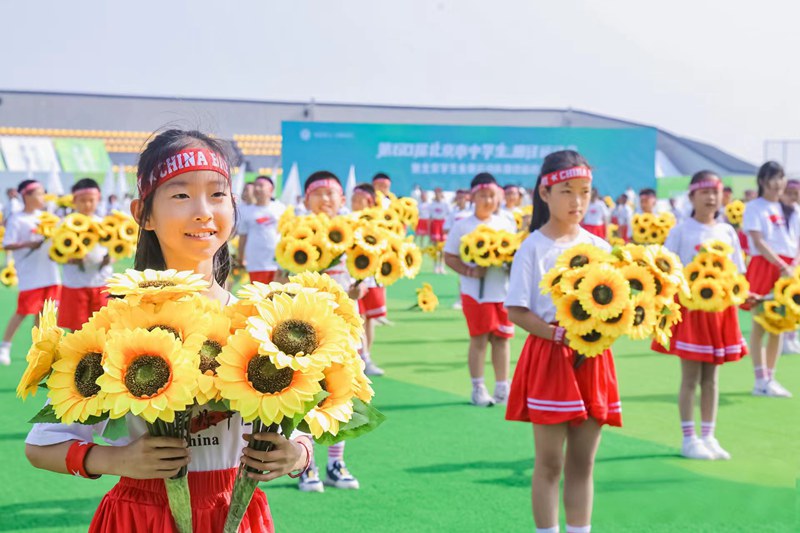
[681,436,714,460]
[764,379,792,398]
[363,361,385,376]
[0,344,10,366]
[701,436,731,460]
[471,384,495,407]
[752,378,770,396]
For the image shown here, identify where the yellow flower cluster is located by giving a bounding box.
[542,243,687,356]
[725,200,745,226]
[422,241,444,259]
[604,196,615,209]
[44,193,74,209]
[680,241,749,311]
[459,224,525,267]
[415,283,439,312]
[753,267,800,334]
[46,210,138,264]
[513,205,533,232]
[632,212,676,244]
[386,194,420,229]
[606,224,625,247]
[0,260,17,287]
[276,208,422,285]
[35,212,60,238]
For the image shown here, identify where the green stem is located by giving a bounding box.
[164,477,192,533]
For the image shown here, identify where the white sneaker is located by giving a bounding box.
[752,378,770,396]
[363,361,385,376]
[701,436,731,460]
[451,301,462,310]
[492,386,509,405]
[781,338,800,355]
[298,465,325,492]
[681,437,714,460]
[324,460,360,490]
[374,317,394,326]
[0,344,10,366]
[764,379,792,398]
[471,384,495,407]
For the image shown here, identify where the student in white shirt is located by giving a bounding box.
[444,173,516,407]
[429,187,451,273]
[238,175,285,285]
[371,172,394,208]
[415,189,431,247]
[0,179,61,365]
[611,194,633,242]
[581,187,610,239]
[742,161,798,398]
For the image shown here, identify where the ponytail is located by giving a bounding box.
[529,175,550,232]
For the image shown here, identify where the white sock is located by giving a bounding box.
[471,377,485,389]
[360,349,372,364]
[681,421,695,440]
[495,380,509,393]
[701,421,715,438]
[536,527,559,533]
[566,525,591,533]
[0,341,10,348]
[327,442,345,469]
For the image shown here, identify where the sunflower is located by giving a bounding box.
[193,308,232,404]
[225,299,260,333]
[596,303,635,338]
[289,271,364,346]
[470,229,494,258]
[781,282,800,316]
[106,239,136,261]
[278,238,321,273]
[64,213,92,233]
[418,290,439,312]
[106,268,210,304]
[118,219,139,242]
[559,267,588,294]
[653,300,683,348]
[762,301,787,324]
[53,231,80,257]
[97,328,202,423]
[684,263,704,284]
[555,293,599,335]
[496,231,517,256]
[629,294,658,340]
[301,214,329,236]
[725,201,745,226]
[622,244,656,269]
[729,275,750,306]
[46,325,107,424]
[540,266,568,296]
[773,277,794,306]
[459,237,474,263]
[324,217,355,255]
[375,251,403,286]
[278,205,295,233]
[248,291,353,372]
[312,236,336,271]
[648,245,683,280]
[555,243,612,270]
[566,329,614,358]
[400,242,423,279]
[0,261,17,287]
[16,300,63,399]
[79,231,100,251]
[288,224,316,241]
[237,281,317,304]
[216,328,324,423]
[347,246,379,280]
[303,362,358,438]
[690,279,726,312]
[753,313,785,335]
[354,224,387,256]
[620,263,656,296]
[576,264,630,320]
[702,240,734,256]
[108,298,210,342]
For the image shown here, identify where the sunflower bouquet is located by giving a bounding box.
[45,210,138,265]
[96,210,138,261]
[541,243,687,356]
[412,282,439,312]
[459,224,523,268]
[725,200,745,227]
[387,195,420,230]
[606,224,625,247]
[34,211,60,239]
[0,259,17,287]
[514,205,533,232]
[752,267,800,334]
[680,240,749,312]
[631,212,676,244]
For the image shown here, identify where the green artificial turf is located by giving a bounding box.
[0,265,798,532]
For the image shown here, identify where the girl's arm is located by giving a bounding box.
[748,231,793,276]
[444,252,485,278]
[4,241,41,251]
[506,305,564,342]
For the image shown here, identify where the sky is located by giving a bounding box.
[0,0,798,164]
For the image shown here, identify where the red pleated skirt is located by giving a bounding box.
[651,304,747,364]
[741,255,792,309]
[580,223,606,239]
[506,334,622,427]
[89,468,274,533]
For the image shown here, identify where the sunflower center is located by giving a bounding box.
[355,255,371,270]
[591,285,614,305]
[732,284,741,295]
[689,271,699,282]
[605,312,623,324]
[199,340,222,374]
[633,306,646,326]
[125,355,171,397]
[654,277,663,295]
[74,352,103,398]
[247,355,294,394]
[581,330,602,342]
[570,299,591,321]
[317,378,328,407]
[138,280,176,289]
[405,254,415,267]
[329,230,343,243]
[569,255,589,268]
[700,288,714,300]
[629,278,644,291]
[148,324,181,339]
[114,244,126,254]
[293,250,309,265]
[273,319,318,355]
[655,258,671,274]
[381,262,393,276]
[81,236,94,246]
[63,237,74,247]
[659,316,668,328]
[364,235,378,245]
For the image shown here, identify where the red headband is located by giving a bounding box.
[21,182,43,195]
[541,166,593,187]
[689,179,723,192]
[306,178,343,196]
[786,180,800,190]
[471,183,498,194]
[73,188,101,199]
[138,148,230,199]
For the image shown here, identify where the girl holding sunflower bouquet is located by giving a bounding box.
[24,130,311,533]
[504,150,621,533]
[651,171,747,461]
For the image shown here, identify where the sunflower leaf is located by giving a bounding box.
[28,404,59,424]
[312,399,386,446]
[205,399,231,412]
[281,390,329,437]
[102,416,129,441]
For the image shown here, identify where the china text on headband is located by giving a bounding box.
[471,183,498,194]
[305,178,343,195]
[540,166,593,187]
[21,182,43,195]
[72,188,101,198]
[688,179,723,192]
[138,148,230,199]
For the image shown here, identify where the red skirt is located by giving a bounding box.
[651,304,747,364]
[17,285,61,316]
[248,270,277,285]
[580,223,606,239]
[358,286,387,318]
[461,295,514,338]
[415,219,430,236]
[507,334,622,427]
[58,286,108,330]
[89,469,273,533]
[429,219,446,242]
[741,255,792,309]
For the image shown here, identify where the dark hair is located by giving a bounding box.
[134,129,235,287]
[757,161,785,197]
[639,188,656,197]
[372,173,391,182]
[503,184,518,191]
[72,177,100,193]
[470,172,497,189]
[17,179,40,195]
[304,170,341,192]
[723,186,733,193]
[530,150,590,231]
[354,183,376,200]
[688,170,721,218]
[254,175,273,186]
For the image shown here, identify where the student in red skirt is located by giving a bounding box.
[444,173,517,407]
[25,130,312,533]
[429,187,451,274]
[505,150,620,533]
[652,171,746,460]
[57,179,112,332]
[415,189,431,247]
[742,161,797,398]
[238,175,286,285]
[0,179,61,365]
[580,188,609,240]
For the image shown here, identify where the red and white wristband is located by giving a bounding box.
[288,437,313,479]
[66,441,100,479]
[552,326,566,344]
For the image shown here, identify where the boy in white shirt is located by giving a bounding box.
[429,187,451,274]
[238,175,285,285]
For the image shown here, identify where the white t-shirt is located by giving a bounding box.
[444,214,517,303]
[505,229,610,322]
[663,218,746,273]
[2,210,61,291]
[3,197,23,220]
[418,202,432,220]
[498,208,517,228]
[444,207,473,232]
[238,202,285,272]
[583,200,609,226]
[428,201,450,221]
[742,197,800,258]
[611,204,632,227]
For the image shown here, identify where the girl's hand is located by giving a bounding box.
[241,433,305,482]
[115,435,190,479]
[28,240,44,250]
[348,282,367,300]
[465,266,487,279]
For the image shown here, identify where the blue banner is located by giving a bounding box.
[281,121,657,197]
